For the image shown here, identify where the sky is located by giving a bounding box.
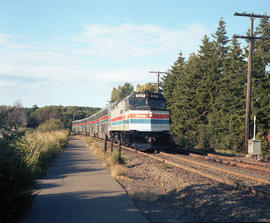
[0,0,269,108]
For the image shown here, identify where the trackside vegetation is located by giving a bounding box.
[84,137,128,179]
[162,17,270,158]
[0,119,69,223]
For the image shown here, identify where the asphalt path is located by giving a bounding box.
[19,136,148,223]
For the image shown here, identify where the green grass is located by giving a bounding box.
[162,163,170,169]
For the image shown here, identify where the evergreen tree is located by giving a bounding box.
[162,52,185,104]
[162,53,186,137]
[209,38,246,151]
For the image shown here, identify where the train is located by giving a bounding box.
[72,91,170,149]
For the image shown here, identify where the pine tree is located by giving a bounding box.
[162,52,185,104]
[206,19,235,150]
[162,53,186,137]
[215,38,246,151]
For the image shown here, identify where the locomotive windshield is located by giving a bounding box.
[129,93,166,110]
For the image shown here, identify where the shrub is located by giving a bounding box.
[174,136,194,150]
[0,128,69,222]
[36,119,64,133]
[0,140,34,223]
[17,130,69,177]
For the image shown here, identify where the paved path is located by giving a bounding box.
[19,136,148,223]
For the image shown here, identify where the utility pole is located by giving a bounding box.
[233,12,270,154]
[149,71,166,93]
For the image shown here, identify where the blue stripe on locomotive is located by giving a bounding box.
[110,118,169,126]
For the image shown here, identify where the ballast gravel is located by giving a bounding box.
[116,149,270,223]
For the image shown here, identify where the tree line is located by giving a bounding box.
[0,103,100,135]
[162,17,270,156]
[110,82,156,102]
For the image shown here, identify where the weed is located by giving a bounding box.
[162,163,170,169]
[83,137,128,179]
[110,164,127,178]
[111,150,126,165]
[132,191,159,202]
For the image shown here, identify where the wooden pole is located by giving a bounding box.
[244,16,254,154]
[104,135,107,152]
[233,12,270,154]
[118,139,121,162]
[111,140,114,153]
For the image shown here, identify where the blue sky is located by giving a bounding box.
[0,0,269,108]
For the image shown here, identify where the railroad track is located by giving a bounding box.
[165,145,270,172]
[85,136,270,199]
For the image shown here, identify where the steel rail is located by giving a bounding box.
[159,152,270,184]
[83,136,270,199]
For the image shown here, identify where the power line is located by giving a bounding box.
[234,12,270,19]
[233,12,269,155]
[149,71,166,93]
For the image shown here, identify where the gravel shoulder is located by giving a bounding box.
[116,148,270,223]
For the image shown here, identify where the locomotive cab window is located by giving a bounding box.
[129,95,166,110]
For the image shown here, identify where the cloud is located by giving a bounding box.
[73,23,208,58]
[0,23,209,106]
[0,23,208,82]
[0,80,16,88]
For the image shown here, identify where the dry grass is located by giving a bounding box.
[18,130,69,172]
[214,149,236,156]
[83,137,128,179]
[111,164,128,179]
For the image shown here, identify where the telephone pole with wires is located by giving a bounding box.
[149,71,166,93]
[233,12,270,154]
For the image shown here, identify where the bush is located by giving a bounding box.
[261,140,270,161]
[36,119,64,133]
[0,129,69,222]
[0,140,34,223]
[17,130,69,177]
[174,136,194,150]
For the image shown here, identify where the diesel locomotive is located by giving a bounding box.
[72,91,170,147]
